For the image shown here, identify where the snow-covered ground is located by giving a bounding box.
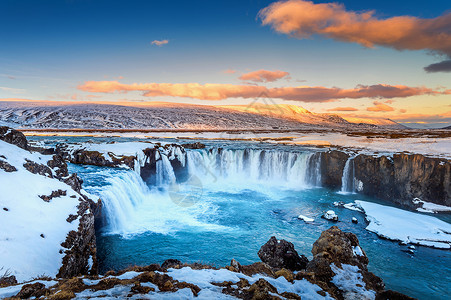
[25,131,451,159]
[0,267,334,299]
[412,198,451,213]
[0,140,90,282]
[354,201,451,249]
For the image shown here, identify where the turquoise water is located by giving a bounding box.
[28,136,451,299]
[69,162,451,300]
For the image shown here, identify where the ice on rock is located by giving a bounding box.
[298,215,315,222]
[322,210,338,221]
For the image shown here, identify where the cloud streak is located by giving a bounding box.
[151,39,169,46]
[366,101,395,112]
[239,70,290,82]
[327,107,359,112]
[259,0,451,72]
[78,81,450,102]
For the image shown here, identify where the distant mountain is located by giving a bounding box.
[0,101,405,130]
[220,103,405,129]
[442,125,451,130]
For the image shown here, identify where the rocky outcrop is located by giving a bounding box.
[58,198,97,278]
[320,150,451,208]
[3,226,413,299]
[257,236,309,271]
[352,153,451,207]
[306,226,384,298]
[0,126,28,149]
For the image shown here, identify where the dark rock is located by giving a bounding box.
[23,159,53,178]
[307,226,384,297]
[181,142,205,149]
[161,259,182,269]
[0,275,17,287]
[2,207,8,211]
[16,282,48,298]
[64,173,83,193]
[320,150,350,188]
[57,207,97,278]
[47,154,69,178]
[39,189,67,202]
[0,126,28,149]
[258,236,308,271]
[240,262,276,278]
[247,278,278,300]
[0,159,17,172]
[130,282,153,294]
[353,153,451,208]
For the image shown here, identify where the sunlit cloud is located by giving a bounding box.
[327,107,359,112]
[223,69,237,74]
[367,101,395,112]
[151,39,169,46]
[239,70,290,82]
[78,80,450,102]
[259,0,451,72]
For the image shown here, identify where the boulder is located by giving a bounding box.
[307,226,384,297]
[258,236,308,271]
[161,259,182,270]
[322,210,338,221]
[0,126,28,149]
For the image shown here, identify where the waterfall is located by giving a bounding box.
[98,170,225,236]
[340,157,355,194]
[184,148,321,189]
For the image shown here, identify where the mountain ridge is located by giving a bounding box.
[0,101,405,130]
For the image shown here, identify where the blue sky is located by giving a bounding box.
[1,0,451,128]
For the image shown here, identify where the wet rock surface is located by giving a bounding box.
[258,236,309,271]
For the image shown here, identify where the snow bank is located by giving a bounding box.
[356,200,451,249]
[166,267,332,300]
[412,198,451,213]
[0,140,83,282]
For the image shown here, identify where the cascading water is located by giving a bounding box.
[340,157,355,194]
[95,147,324,236]
[185,148,322,189]
[97,169,225,236]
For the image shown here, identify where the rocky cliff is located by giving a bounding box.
[319,150,450,208]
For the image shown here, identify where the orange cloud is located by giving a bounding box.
[151,39,169,46]
[239,70,290,82]
[223,69,237,74]
[327,107,358,112]
[366,101,395,112]
[78,81,448,102]
[259,0,451,72]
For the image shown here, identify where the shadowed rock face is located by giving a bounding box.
[320,150,450,208]
[320,150,350,189]
[0,126,28,150]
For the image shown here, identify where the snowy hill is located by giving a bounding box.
[0,101,405,130]
[0,128,98,282]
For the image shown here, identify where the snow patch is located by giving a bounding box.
[331,263,376,300]
[356,200,451,249]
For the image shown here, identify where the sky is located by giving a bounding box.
[1,0,450,128]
